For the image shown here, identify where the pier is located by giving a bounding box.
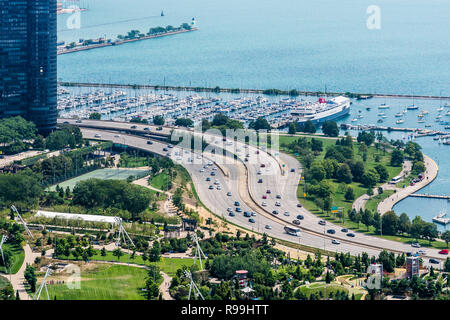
[57,82,450,101]
[58,28,198,55]
[409,194,450,200]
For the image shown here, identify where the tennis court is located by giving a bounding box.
[47,168,150,191]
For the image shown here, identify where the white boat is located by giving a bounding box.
[378,103,390,109]
[395,112,403,117]
[396,119,404,124]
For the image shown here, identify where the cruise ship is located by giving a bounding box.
[290,96,351,124]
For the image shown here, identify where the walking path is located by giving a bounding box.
[378,154,438,215]
[4,245,40,300]
[159,272,174,300]
[352,160,412,212]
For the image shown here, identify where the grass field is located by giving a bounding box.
[0,242,25,274]
[150,172,170,191]
[56,250,195,277]
[41,264,148,300]
[365,190,395,212]
[296,282,364,300]
[47,168,150,191]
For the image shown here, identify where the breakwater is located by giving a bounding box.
[57,82,450,100]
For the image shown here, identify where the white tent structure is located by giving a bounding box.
[35,210,120,226]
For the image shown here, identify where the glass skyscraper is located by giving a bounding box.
[0,0,57,134]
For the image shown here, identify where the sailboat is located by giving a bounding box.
[407,95,419,110]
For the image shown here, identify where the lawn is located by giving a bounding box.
[365,190,395,212]
[0,242,25,274]
[47,168,150,191]
[296,282,358,299]
[41,264,149,300]
[56,250,195,276]
[150,172,170,191]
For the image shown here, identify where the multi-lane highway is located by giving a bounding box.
[62,119,446,264]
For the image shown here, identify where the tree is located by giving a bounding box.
[374,164,389,183]
[442,231,450,248]
[148,241,161,262]
[24,265,37,293]
[89,112,101,120]
[321,121,339,137]
[361,209,373,231]
[344,187,355,201]
[288,122,297,135]
[100,247,107,256]
[174,118,194,127]
[302,120,316,134]
[248,117,271,131]
[412,161,426,175]
[381,211,399,235]
[309,163,326,182]
[153,115,165,125]
[311,138,323,152]
[390,149,404,167]
[113,248,123,260]
[398,213,411,235]
[336,163,353,184]
[361,169,380,188]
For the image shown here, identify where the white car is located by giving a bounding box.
[332,239,340,245]
[227,192,232,196]
[114,134,120,138]
[275,202,281,206]
[261,202,267,207]
[265,225,272,230]
[200,169,205,173]
[94,134,101,138]
[283,211,290,216]
[216,185,222,190]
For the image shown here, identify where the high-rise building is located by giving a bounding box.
[0,0,57,134]
[406,256,419,278]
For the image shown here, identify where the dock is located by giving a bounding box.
[409,194,450,200]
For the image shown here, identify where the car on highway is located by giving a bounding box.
[144,127,150,131]
[265,224,272,230]
[214,180,220,185]
[258,179,263,183]
[272,210,278,215]
[292,220,301,225]
[276,194,281,199]
[290,168,295,172]
[251,212,256,217]
[94,134,101,138]
[262,195,267,199]
[216,185,222,190]
[245,158,248,162]
[261,202,267,206]
[249,218,255,224]
[200,169,205,173]
[114,134,121,138]
[266,190,271,194]
[346,233,355,237]
[236,207,242,212]
[234,201,240,206]
[162,147,168,152]
[228,212,235,217]
[283,211,290,216]
[318,220,326,226]
[210,172,216,176]
[227,192,232,196]
[327,229,336,234]
[429,258,440,264]
[275,202,281,206]
[341,228,348,233]
[257,170,262,175]
[167,144,173,148]
[146,140,153,145]
[296,214,304,220]
[297,203,302,208]
[244,212,251,217]
[411,243,421,248]
[416,250,426,256]
[439,249,449,255]
[260,164,265,168]
[208,185,214,190]
[227,208,233,212]
[332,239,340,245]
[75,120,82,123]
[206,177,211,181]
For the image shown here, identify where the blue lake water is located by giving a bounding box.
[57,0,450,228]
[57,0,450,95]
